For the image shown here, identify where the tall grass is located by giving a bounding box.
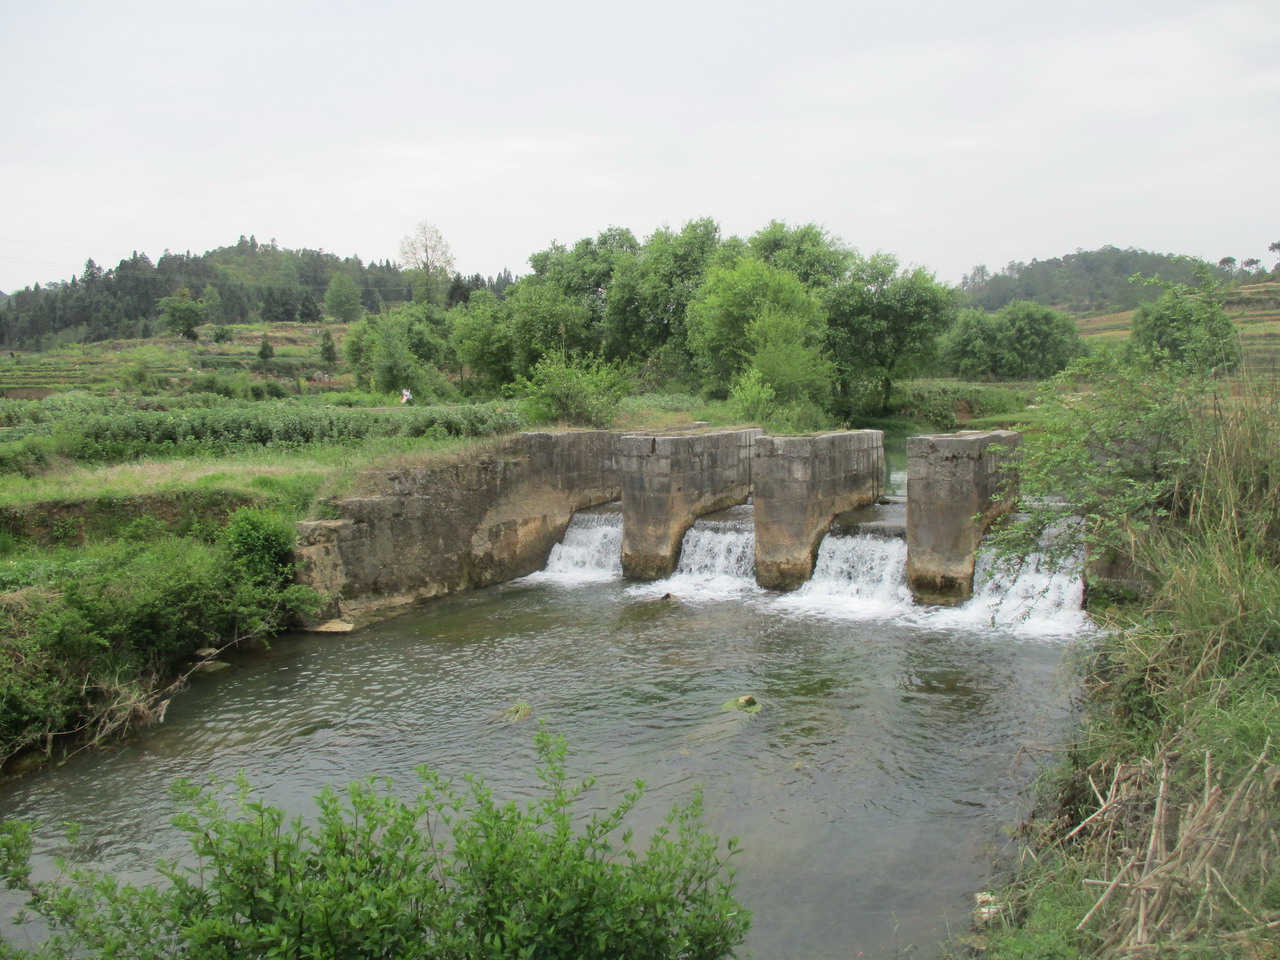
[981,372,1280,959]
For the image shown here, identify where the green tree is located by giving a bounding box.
[158,288,203,341]
[941,301,1082,380]
[448,290,515,392]
[744,304,834,409]
[1129,276,1240,373]
[825,253,958,415]
[257,335,274,364]
[746,220,852,288]
[506,279,594,377]
[200,284,224,326]
[685,258,824,397]
[297,289,322,324]
[602,218,721,364]
[319,328,338,368]
[324,272,363,323]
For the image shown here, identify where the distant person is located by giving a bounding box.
[401,388,413,405]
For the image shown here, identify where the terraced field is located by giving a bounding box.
[1075,281,1280,371]
[0,323,353,397]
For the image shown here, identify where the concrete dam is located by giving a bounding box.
[295,427,1021,629]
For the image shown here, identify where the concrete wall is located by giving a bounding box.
[753,431,884,590]
[905,430,1020,606]
[294,431,619,627]
[618,429,760,580]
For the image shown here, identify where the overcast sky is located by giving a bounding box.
[2,0,1276,294]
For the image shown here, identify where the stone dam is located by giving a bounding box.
[294,428,1020,628]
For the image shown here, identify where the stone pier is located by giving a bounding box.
[906,430,1020,606]
[752,431,884,590]
[619,429,760,580]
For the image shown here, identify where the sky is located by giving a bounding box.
[2,0,1277,294]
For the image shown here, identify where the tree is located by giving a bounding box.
[685,258,824,397]
[324,272,363,323]
[448,290,515,392]
[257,334,274,364]
[602,218,722,363]
[399,221,456,307]
[158,288,203,341]
[200,284,224,325]
[1129,287,1240,372]
[505,279,594,377]
[942,300,1083,380]
[746,220,852,288]
[297,289,322,324]
[825,253,958,415]
[319,329,338,369]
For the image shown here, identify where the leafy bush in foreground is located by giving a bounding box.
[0,731,749,960]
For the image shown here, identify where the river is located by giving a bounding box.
[1,506,1089,959]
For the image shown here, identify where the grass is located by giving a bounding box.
[0,435,495,513]
[972,370,1280,959]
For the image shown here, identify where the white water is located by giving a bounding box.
[533,511,1090,635]
[775,533,914,619]
[521,512,623,584]
[627,519,763,602]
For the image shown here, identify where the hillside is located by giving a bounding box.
[0,322,354,398]
[1076,281,1280,369]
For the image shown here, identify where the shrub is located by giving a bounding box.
[0,731,749,960]
[517,353,629,427]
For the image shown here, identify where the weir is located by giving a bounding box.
[293,426,1023,624]
[752,431,883,590]
[617,429,759,580]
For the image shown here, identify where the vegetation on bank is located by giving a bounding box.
[970,351,1280,958]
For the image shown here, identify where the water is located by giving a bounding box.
[0,509,1089,960]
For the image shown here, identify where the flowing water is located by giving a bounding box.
[0,506,1090,959]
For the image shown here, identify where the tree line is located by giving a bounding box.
[5,220,1246,425]
[958,244,1259,315]
[0,234,513,349]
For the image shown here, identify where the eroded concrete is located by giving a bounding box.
[906,430,1020,606]
[618,429,760,580]
[753,431,884,590]
[294,431,619,626]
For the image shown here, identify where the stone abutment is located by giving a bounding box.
[618,429,760,580]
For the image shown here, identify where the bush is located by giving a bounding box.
[517,353,629,427]
[0,731,749,960]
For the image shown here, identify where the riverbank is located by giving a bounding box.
[963,361,1280,958]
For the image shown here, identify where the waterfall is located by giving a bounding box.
[531,511,1091,636]
[627,519,760,601]
[776,532,1090,636]
[930,545,1092,637]
[522,512,622,584]
[775,534,913,619]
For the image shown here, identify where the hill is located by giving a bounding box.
[961,246,1235,315]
